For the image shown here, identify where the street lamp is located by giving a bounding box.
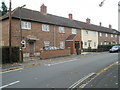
[99,0,106,7]
[19,5,26,63]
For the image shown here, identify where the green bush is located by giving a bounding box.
[1,46,20,64]
[98,44,120,51]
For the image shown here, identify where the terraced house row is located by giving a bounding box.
[1,4,120,57]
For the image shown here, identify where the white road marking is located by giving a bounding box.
[0,81,20,89]
[45,59,78,66]
[0,68,23,74]
[68,73,95,89]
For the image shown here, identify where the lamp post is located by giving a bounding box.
[9,0,12,63]
[99,0,106,7]
[19,5,26,63]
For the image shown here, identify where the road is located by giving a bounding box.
[1,53,119,88]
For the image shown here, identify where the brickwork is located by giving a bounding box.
[1,18,81,56]
[40,49,71,59]
[98,32,119,45]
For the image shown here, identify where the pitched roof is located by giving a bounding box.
[66,34,76,41]
[1,7,120,34]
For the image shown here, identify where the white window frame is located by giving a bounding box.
[84,30,88,35]
[115,35,117,38]
[84,42,87,46]
[93,32,96,36]
[99,32,102,37]
[42,24,50,32]
[111,34,113,37]
[59,26,65,33]
[44,41,50,47]
[21,21,31,30]
[72,28,77,34]
[94,42,96,47]
[60,41,65,49]
[106,33,108,37]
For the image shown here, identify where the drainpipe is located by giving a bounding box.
[53,25,56,47]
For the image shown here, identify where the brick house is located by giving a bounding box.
[1,4,119,58]
[75,19,119,49]
[1,4,82,57]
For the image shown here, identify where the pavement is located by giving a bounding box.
[1,52,119,88]
[0,52,106,72]
[79,61,119,89]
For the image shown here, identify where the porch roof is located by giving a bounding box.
[66,34,80,41]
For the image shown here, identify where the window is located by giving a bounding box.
[111,34,113,37]
[106,33,108,37]
[99,33,102,37]
[59,26,65,33]
[84,42,87,46]
[115,35,117,38]
[60,41,65,49]
[72,28,77,34]
[93,32,96,36]
[44,41,50,47]
[84,30,88,35]
[100,42,103,45]
[42,24,50,31]
[21,21,31,30]
[94,42,96,47]
[104,41,107,45]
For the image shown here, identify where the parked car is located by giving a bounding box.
[44,46,59,50]
[109,46,120,53]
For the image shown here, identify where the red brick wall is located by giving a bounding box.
[1,19,9,46]
[40,49,70,59]
[1,19,81,55]
[98,32,119,45]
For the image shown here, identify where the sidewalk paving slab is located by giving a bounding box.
[0,52,108,72]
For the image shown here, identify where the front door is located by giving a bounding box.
[29,41,35,57]
[75,41,80,55]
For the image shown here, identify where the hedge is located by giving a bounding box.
[1,46,20,64]
[98,44,120,51]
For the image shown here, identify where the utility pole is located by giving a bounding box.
[9,0,12,63]
[19,5,26,63]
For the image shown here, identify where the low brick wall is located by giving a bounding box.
[40,49,71,59]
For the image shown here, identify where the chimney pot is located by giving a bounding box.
[68,13,73,19]
[109,24,112,29]
[100,22,102,26]
[40,4,47,14]
[86,18,90,24]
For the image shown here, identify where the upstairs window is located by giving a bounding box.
[21,21,31,30]
[42,24,50,31]
[99,33,102,37]
[111,34,113,37]
[84,30,88,35]
[72,28,77,34]
[59,26,65,33]
[106,33,108,37]
[93,32,96,36]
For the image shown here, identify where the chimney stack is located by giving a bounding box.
[40,4,47,14]
[109,24,112,29]
[68,13,73,19]
[100,22,102,26]
[86,18,90,24]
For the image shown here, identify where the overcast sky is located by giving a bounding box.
[1,0,119,30]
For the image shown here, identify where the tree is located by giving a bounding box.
[1,2,8,16]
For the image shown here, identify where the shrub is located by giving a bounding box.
[1,46,20,64]
[98,44,119,51]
